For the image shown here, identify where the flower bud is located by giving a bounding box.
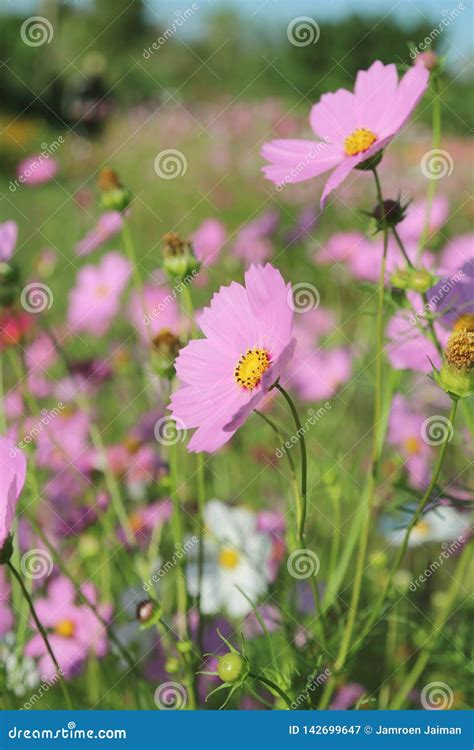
[217,652,245,683]
[162,233,200,280]
[151,329,181,377]
[390,268,411,290]
[136,599,155,624]
[436,330,474,399]
[372,199,407,229]
[97,168,132,212]
[407,268,435,293]
[413,50,438,71]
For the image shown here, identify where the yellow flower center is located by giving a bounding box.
[404,436,420,455]
[95,283,110,299]
[55,619,76,638]
[344,128,377,157]
[218,547,240,569]
[413,520,431,537]
[129,512,144,534]
[234,348,271,390]
[453,314,474,333]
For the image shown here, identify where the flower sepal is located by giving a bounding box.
[162,233,200,280]
[355,149,384,172]
[0,534,14,565]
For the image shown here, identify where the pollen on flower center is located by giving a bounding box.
[344,128,377,156]
[55,619,76,638]
[413,520,431,537]
[234,348,271,390]
[218,547,240,569]
[404,436,420,455]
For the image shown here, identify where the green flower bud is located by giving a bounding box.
[162,233,200,280]
[390,267,411,290]
[372,199,407,230]
[97,168,132,212]
[165,657,180,674]
[176,639,192,655]
[217,652,244,684]
[407,268,435,293]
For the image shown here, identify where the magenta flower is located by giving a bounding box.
[0,221,18,262]
[128,284,180,343]
[190,218,226,266]
[262,61,429,206]
[0,436,27,551]
[25,576,111,681]
[68,251,131,336]
[75,211,123,257]
[386,310,449,373]
[387,395,432,489]
[16,155,58,186]
[169,264,295,453]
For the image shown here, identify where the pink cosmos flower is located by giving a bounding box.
[35,410,94,474]
[75,211,123,257]
[386,310,449,373]
[169,264,295,453]
[0,437,26,550]
[68,251,131,336]
[128,284,180,344]
[190,219,226,266]
[25,576,111,681]
[284,308,353,401]
[262,61,429,207]
[387,395,432,489]
[17,155,58,186]
[0,221,18,262]
[233,210,279,266]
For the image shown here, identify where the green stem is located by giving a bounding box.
[247,671,294,709]
[274,384,329,653]
[122,221,144,297]
[7,562,73,710]
[196,453,206,654]
[275,384,307,541]
[390,543,470,709]
[391,226,443,357]
[417,76,442,264]
[351,398,458,657]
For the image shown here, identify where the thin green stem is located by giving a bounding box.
[7,562,73,710]
[390,543,470,709]
[351,398,458,657]
[122,221,144,297]
[275,384,307,541]
[318,167,389,709]
[417,76,442,264]
[247,671,293,709]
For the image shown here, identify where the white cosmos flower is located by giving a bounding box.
[385,506,471,548]
[186,500,272,618]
